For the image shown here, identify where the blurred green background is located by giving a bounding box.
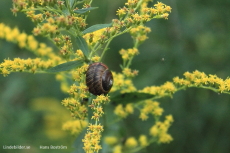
[0,0,230,153]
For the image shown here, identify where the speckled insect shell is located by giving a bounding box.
[86,62,113,95]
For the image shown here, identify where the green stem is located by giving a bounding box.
[100,27,132,61]
[120,0,144,21]
[134,0,144,12]
[126,56,133,68]
[84,0,94,21]
[75,1,85,6]
[88,42,102,60]
[123,137,157,153]
[22,6,63,15]
[99,39,112,62]
[123,33,140,68]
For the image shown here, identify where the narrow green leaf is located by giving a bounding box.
[75,35,89,58]
[61,5,69,15]
[82,23,112,34]
[110,92,153,105]
[46,60,84,73]
[68,0,75,8]
[74,7,98,14]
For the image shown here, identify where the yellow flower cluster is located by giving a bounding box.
[140,81,176,97]
[119,48,139,61]
[61,65,89,118]
[61,64,89,119]
[58,63,88,98]
[61,97,88,120]
[82,95,110,153]
[152,1,172,19]
[122,100,173,145]
[113,145,122,153]
[91,55,100,62]
[125,137,138,148]
[11,0,61,13]
[0,58,53,76]
[119,48,139,78]
[104,135,148,153]
[83,26,123,59]
[53,35,72,56]
[83,26,124,60]
[139,100,164,121]
[122,68,139,78]
[89,95,110,121]
[82,123,104,152]
[130,25,151,43]
[104,136,118,146]
[110,99,172,150]
[74,49,85,60]
[12,0,87,56]
[139,135,148,147]
[114,103,134,118]
[68,83,88,99]
[62,120,88,135]
[110,72,136,93]
[149,115,174,143]
[71,63,88,82]
[116,1,172,22]
[173,70,230,93]
[83,28,105,46]
[140,70,230,101]
[0,23,61,61]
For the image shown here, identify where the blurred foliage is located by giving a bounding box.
[0,0,230,153]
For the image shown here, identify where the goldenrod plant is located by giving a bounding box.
[0,0,229,153]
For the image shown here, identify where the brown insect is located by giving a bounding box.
[86,62,113,95]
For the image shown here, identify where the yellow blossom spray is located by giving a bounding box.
[3,1,229,153]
